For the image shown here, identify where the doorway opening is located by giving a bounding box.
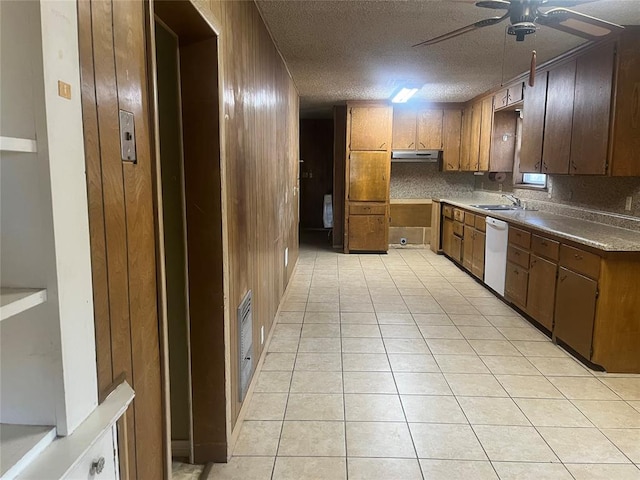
[152,1,227,465]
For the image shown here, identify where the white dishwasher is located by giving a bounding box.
[484,217,509,296]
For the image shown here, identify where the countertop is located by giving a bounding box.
[438,198,640,252]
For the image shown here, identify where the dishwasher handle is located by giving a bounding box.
[485,217,508,230]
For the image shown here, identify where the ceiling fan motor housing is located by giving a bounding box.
[508,1,539,41]
[508,22,538,41]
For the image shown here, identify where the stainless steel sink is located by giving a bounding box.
[469,204,519,211]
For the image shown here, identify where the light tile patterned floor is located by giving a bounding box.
[199,240,640,480]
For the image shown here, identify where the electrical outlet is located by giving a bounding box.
[547,184,553,199]
[261,325,264,345]
[626,196,633,211]
[284,247,289,267]
[498,183,503,192]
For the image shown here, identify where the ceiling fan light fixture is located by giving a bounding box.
[391,86,420,103]
[507,22,537,41]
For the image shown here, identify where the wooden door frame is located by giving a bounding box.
[146,0,232,466]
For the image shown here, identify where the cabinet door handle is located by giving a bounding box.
[574,254,583,260]
[420,142,426,148]
[534,161,540,170]
[571,162,578,171]
[379,142,386,149]
[408,142,414,148]
[514,251,520,256]
[541,240,548,246]
[514,269,519,275]
[559,275,567,283]
[531,259,537,267]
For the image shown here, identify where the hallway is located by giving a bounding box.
[199,241,640,479]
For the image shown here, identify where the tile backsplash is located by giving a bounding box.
[390,163,475,199]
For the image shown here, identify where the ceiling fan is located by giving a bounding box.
[413,0,624,47]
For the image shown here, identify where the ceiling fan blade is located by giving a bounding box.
[538,8,625,40]
[413,13,510,47]
[475,0,511,9]
[541,0,598,7]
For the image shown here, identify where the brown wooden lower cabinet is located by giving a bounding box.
[348,214,388,251]
[525,254,557,331]
[554,267,598,359]
[442,218,454,257]
[471,230,485,279]
[505,262,528,308]
[451,235,463,263]
[463,225,474,271]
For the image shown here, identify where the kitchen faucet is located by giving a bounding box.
[502,194,522,208]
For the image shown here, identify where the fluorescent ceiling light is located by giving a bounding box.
[391,87,420,103]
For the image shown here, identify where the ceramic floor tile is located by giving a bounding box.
[547,376,620,400]
[394,372,452,395]
[484,315,529,328]
[278,421,345,456]
[233,421,282,456]
[262,353,296,371]
[173,462,204,480]
[268,336,300,353]
[278,311,305,323]
[343,371,397,394]
[458,396,530,426]
[564,464,640,480]
[516,398,593,427]
[340,302,375,313]
[631,401,640,413]
[440,304,482,315]
[444,373,509,397]
[426,339,476,355]
[348,458,422,480]
[303,312,340,324]
[409,423,487,460]
[472,425,558,462]
[341,324,381,338]
[343,353,390,372]
[272,457,346,480]
[469,339,522,356]
[474,303,517,316]
[419,325,464,339]
[345,393,405,422]
[374,303,410,314]
[300,323,341,338]
[254,371,293,393]
[281,302,306,312]
[511,340,569,357]
[458,326,505,340]
[600,378,640,401]
[307,293,339,303]
[528,356,592,376]
[294,353,342,371]
[413,313,454,326]
[434,354,490,374]
[305,302,340,313]
[341,337,385,354]
[297,337,341,353]
[449,314,492,327]
[340,312,377,324]
[384,338,431,354]
[245,393,288,421]
[346,422,416,458]
[401,395,467,423]
[290,371,342,393]
[285,393,344,421]
[480,355,541,375]
[388,353,440,372]
[497,326,548,342]
[496,374,564,399]
[274,324,303,337]
[491,462,574,480]
[601,429,640,463]
[376,312,415,324]
[419,459,498,480]
[572,400,640,428]
[205,456,275,480]
[537,426,629,463]
[379,324,422,338]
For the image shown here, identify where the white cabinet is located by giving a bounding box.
[63,427,118,480]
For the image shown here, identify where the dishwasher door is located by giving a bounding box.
[484,217,509,296]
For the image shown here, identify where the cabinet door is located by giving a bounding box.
[460,107,473,171]
[469,103,482,171]
[442,218,454,257]
[526,254,557,331]
[478,96,493,171]
[505,262,528,307]
[543,60,576,174]
[349,215,388,251]
[417,109,443,149]
[472,230,485,280]
[442,109,462,171]
[554,267,597,359]
[520,72,548,173]
[570,43,615,175]
[490,110,517,172]
[495,88,509,110]
[350,106,391,151]
[508,83,524,105]
[392,108,417,150]
[348,151,389,202]
[463,225,474,271]
[451,235,463,264]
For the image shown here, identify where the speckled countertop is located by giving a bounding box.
[438,198,640,252]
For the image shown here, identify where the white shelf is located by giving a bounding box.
[0,288,47,322]
[0,137,37,153]
[0,424,56,480]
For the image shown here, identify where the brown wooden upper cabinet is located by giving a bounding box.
[459,97,493,172]
[350,106,392,151]
[348,151,389,202]
[494,82,524,111]
[442,109,462,171]
[478,96,493,171]
[392,107,443,150]
[520,29,640,176]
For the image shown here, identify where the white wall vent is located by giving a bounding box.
[238,290,253,402]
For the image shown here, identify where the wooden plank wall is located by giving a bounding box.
[195,0,300,428]
[78,0,164,478]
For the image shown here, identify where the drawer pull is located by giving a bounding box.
[91,457,106,475]
[574,254,583,260]
[514,251,520,256]
[541,240,548,246]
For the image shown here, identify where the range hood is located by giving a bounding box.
[391,150,441,162]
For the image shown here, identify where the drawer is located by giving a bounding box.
[464,212,476,226]
[443,205,454,219]
[63,425,118,479]
[453,221,464,237]
[509,226,531,249]
[507,245,530,269]
[560,244,601,280]
[350,204,386,215]
[474,215,486,232]
[453,208,465,222]
[531,234,559,261]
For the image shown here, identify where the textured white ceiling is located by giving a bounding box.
[255,0,640,116]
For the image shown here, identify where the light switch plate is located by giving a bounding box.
[626,196,633,211]
[119,110,137,162]
[58,80,71,99]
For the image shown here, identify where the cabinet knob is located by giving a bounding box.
[574,254,583,260]
[90,457,106,475]
[541,240,548,246]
